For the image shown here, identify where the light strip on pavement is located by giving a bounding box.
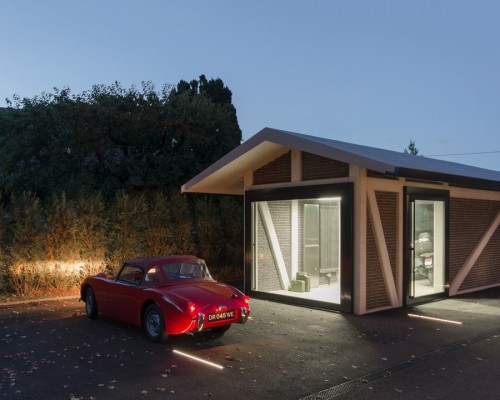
[407,313,462,325]
[173,349,224,369]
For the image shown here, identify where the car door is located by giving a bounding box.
[109,264,145,324]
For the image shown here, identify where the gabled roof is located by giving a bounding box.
[181,127,500,195]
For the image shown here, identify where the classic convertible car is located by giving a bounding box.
[80,255,250,342]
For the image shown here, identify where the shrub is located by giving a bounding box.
[0,190,243,298]
[106,191,148,273]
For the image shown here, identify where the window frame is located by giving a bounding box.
[245,183,353,312]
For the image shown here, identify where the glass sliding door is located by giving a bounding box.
[407,193,448,300]
[303,204,320,288]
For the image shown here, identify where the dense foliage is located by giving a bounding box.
[0,191,242,297]
[0,76,244,296]
[0,76,241,199]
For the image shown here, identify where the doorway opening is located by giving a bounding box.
[405,189,449,304]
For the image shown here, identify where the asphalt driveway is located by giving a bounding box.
[1,288,500,400]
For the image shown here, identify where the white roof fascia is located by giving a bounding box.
[181,127,500,195]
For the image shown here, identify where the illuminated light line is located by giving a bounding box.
[407,313,462,325]
[173,349,224,370]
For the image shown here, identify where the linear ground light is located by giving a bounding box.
[173,349,224,369]
[407,313,462,325]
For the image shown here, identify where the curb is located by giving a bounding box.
[0,295,80,307]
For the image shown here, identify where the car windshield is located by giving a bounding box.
[144,261,214,285]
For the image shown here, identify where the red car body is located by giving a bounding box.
[80,255,250,342]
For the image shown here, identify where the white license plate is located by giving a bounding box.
[208,310,235,322]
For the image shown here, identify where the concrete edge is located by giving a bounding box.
[0,295,80,307]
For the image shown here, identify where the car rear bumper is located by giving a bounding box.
[196,313,206,331]
[239,307,249,324]
[194,307,249,332]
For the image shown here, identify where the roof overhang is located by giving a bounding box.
[182,127,500,195]
[181,127,397,195]
[181,130,292,195]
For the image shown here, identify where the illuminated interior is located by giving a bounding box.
[251,197,341,304]
[410,199,446,298]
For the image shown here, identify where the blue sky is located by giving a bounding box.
[2,1,500,171]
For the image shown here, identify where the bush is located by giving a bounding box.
[8,260,82,297]
[74,194,108,277]
[0,190,243,298]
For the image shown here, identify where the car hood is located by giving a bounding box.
[159,281,244,310]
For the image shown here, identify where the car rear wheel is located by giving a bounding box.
[144,304,168,343]
[85,287,98,319]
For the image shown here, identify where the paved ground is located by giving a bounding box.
[1,288,500,399]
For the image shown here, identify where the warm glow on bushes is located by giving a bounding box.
[8,260,105,297]
[10,260,99,275]
[0,191,243,298]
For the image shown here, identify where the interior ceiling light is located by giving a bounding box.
[318,197,341,201]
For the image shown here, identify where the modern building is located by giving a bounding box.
[182,128,500,314]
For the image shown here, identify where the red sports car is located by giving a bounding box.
[80,255,250,342]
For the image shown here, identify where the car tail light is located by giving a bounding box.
[243,295,250,306]
[188,302,196,315]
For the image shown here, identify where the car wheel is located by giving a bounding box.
[144,304,168,343]
[85,287,98,319]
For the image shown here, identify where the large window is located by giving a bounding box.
[250,197,342,305]
[245,184,353,311]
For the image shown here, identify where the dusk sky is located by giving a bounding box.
[2,1,499,171]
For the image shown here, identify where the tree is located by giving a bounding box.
[404,140,419,155]
[164,75,242,188]
[0,76,242,201]
[0,76,245,292]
